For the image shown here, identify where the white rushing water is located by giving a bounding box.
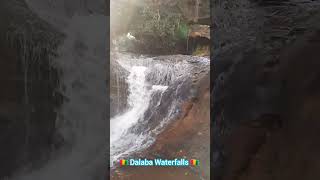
[110,53,209,167]
[16,0,210,177]
[12,1,108,180]
[110,65,168,165]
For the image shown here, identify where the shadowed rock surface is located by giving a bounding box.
[110,57,129,117]
[0,0,64,178]
[212,0,320,179]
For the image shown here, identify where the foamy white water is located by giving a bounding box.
[152,85,168,91]
[110,65,168,165]
[19,0,210,176]
[109,53,209,167]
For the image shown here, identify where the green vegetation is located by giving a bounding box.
[129,4,189,51]
[111,0,210,55]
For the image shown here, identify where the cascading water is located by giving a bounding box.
[110,64,169,164]
[110,52,210,167]
[13,0,210,178]
[111,66,164,164]
[11,0,108,180]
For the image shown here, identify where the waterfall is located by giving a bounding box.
[110,65,168,165]
[11,1,211,179]
[110,53,210,167]
[21,35,31,160]
[11,1,108,180]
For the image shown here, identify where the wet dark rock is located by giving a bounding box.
[0,0,63,177]
[110,58,129,117]
[212,0,320,179]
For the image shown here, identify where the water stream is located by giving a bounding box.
[12,0,107,179]
[10,0,210,179]
[110,53,209,167]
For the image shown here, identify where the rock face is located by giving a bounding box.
[110,55,129,117]
[0,0,63,177]
[188,24,210,56]
[212,1,320,180]
[148,72,210,179]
